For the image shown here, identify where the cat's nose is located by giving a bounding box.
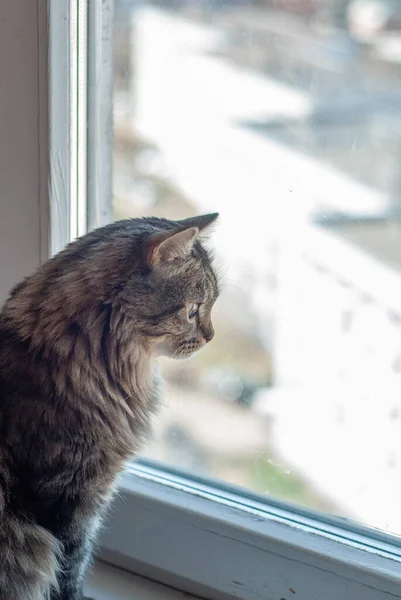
[202,325,215,343]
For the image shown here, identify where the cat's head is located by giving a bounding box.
[5,213,220,361]
[112,213,220,359]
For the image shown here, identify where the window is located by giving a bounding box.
[107,0,401,596]
[3,1,401,599]
[111,0,401,533]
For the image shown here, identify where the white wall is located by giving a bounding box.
[0,0,49,305]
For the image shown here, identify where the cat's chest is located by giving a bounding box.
[87,363,160,454]
[7,358,158,519]
[66,355,156,451]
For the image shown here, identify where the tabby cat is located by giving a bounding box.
[0,213,219,600]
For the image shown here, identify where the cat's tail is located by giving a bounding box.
[0,510,62,600]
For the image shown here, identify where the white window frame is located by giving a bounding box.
[2,2,401,600]
[98,460,401,600]
[49,0,113,257]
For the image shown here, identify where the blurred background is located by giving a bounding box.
[112,0,401,533]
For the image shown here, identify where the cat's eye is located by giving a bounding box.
[188,303,199,320]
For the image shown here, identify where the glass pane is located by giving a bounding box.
[113,0,401,534]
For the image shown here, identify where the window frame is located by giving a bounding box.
[49,0,72,255]
[3,2,401,600]
[97,460,401,600]
[87,0,114,231]
[49,0,114,258]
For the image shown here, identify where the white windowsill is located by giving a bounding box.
[85,560,200,600]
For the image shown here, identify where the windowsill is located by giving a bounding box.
[85,560,201,600]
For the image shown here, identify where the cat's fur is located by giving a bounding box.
[0,214,219,600]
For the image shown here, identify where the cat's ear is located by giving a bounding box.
[145,227,199,269]
[176,213,219,233]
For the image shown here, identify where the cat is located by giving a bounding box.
[0,213,219,600]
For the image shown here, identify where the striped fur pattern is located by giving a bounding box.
[0,214,219,599]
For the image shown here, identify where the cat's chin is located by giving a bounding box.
[176,350,198,360]
[156,339,206,359]
[171,344,205,360]
[168,350,195,360]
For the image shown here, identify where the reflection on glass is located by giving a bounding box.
[113,0,401,534]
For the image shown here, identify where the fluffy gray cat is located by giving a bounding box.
[0,213,219,599]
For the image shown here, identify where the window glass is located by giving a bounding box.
[113,0,401,534]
